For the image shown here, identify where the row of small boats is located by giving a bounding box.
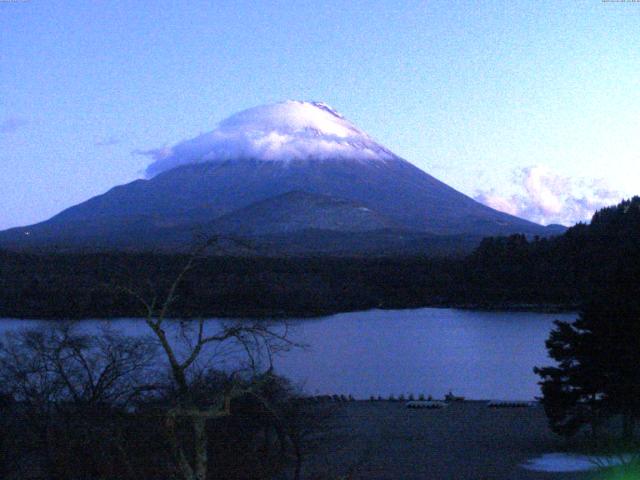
[406,400,535,409]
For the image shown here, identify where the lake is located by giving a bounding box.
[0,308,576,401]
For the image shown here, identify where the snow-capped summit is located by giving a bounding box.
[0,100,564,253]
[144,100,396,177]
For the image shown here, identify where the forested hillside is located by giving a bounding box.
[0,197,637,319]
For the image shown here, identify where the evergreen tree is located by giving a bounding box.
[535,306,610,437]
[535,197,640,440]
[536,302,640,439]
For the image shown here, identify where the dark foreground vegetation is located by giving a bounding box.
[1,196,639,319]
[0,241,346,480]
[533,197,640,460]
[0,318,332,479]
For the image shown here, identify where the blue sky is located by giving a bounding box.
[1,0,638,229]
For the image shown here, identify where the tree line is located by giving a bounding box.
[4,200,640,320]
[0,236,581,320]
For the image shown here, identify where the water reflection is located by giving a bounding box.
[0,308,576,400]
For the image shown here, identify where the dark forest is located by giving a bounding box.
[1,197,637,320]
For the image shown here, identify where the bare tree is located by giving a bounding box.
[119,237,299,480]
[0,323,158,479]
[0,323,156,406]
[0,238,328,479]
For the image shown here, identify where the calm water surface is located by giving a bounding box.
[0,308,576,400]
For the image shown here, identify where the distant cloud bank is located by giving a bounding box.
[475,165,622,226]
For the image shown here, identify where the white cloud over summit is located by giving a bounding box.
[138,101,394,177]
[475,165,622,226]
[135,101,623,228]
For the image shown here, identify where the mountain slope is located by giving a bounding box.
[209,190,399,235]
[0,101,564,252]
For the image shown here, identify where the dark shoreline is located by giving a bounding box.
[0,249,580,320]
[296,400,592,480]
[0,302,578,321]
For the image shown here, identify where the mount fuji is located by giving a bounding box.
[0,101,563,254]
